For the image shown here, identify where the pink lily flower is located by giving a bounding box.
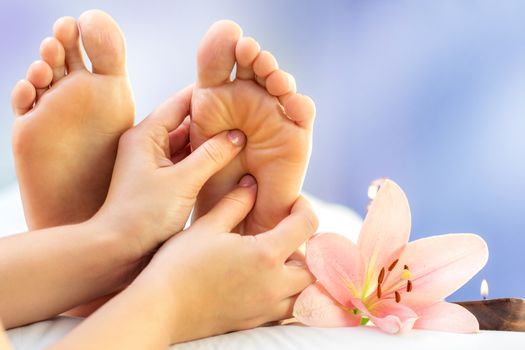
[293,179,488,334]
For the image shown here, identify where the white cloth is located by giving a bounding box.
[7,318,524,350]
[0,183,522,349]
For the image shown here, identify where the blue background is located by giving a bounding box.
[0,0,524,301]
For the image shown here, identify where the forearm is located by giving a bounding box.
[48,270,175,350]
[0,219,142,329]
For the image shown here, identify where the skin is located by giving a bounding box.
[10,13,315,313]
[0,194,316,350]
[11,10,135,230]
[11,13,315,238]
[49,194,317,349]
[0,87,247,329]
[191,20,316,234]
[7,10,318,344]
[1,86,317,348]
[10,11,136,316]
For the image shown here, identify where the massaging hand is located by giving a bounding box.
[138,178,318,344]
[94,86,246,256]
[46,178,318,349]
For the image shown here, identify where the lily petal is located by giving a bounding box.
[306,233,366,305]
[357,179,411,290]
[293,282,362,327]
[352,298,418,334]
[392,233,488,309]
[414,301,479,333]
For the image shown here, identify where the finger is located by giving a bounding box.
[174,129,246,189]
[280,264,315,297]
[194,175,257,232]
[262,196,319,261]
[146,85,193,132]
[168,116,191,155]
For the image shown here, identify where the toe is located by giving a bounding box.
[11,80,36,116]
[253,50,278,79]
[78,9,127,75]
[266,70,295,97]
[277,73,297,106]
[235,36,260,80]
[283,94,316,129]
[40,37,66,83]
[26,60,53,89]
[26,60,53,100]
[197,20,242,88]
[53,16,86,72]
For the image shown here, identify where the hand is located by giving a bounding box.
[138,175,319,344]
[94,86,246,258]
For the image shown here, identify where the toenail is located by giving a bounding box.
[227,129,246,146]
[239,174,256,187]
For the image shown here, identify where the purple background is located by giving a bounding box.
[1,0,524,301]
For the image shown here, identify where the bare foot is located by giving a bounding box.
[11,10,134,230]
[191,21,315,234]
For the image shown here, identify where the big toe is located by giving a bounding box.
[197,20,242,88]
[78,9,127,75]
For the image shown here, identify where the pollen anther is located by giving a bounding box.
[388,259,399,271]
[407,280,413,292]
[395,291,401,303]
[376,284,382,298]
[378,268,385,284]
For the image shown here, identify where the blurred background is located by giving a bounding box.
[0,0,524,301]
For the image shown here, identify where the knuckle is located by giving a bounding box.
[222,192,250,208]
[256,245,279,268]
[201,140,225,165]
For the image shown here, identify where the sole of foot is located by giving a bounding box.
[11,9,135,230]
[191,20,316,234]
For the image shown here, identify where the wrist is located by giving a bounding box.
[81,216,146,288]
[88,207,148,261]
[130,263,184,344]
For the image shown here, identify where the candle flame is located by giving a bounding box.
[480,279,489,299]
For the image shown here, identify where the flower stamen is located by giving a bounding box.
[378,268,385,284]
[388,259,399,271]
[376,284,382,298]
[395,291,401,303]
[407,280,413,292]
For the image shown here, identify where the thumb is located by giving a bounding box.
[174,129,246,189]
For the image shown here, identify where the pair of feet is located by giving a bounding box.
[11,10,315,235]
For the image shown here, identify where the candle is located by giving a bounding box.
[453,280,525,332]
